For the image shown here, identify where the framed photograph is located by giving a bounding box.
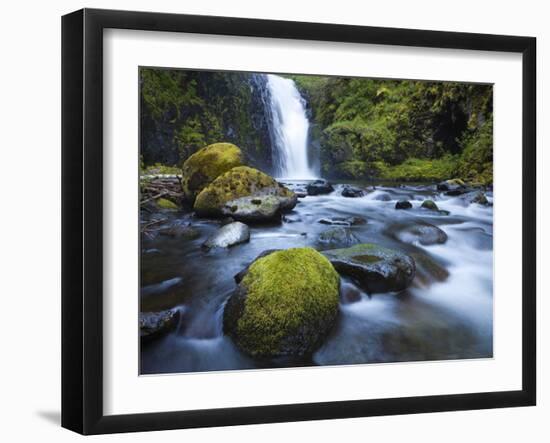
[62,8,536,435]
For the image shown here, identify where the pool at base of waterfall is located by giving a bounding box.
[140,181,493,374]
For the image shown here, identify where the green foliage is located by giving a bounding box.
[456,120,493,185]
[140,68,272,170]
[373,156,458,182]
[235,248,340,357]
[295,75,493,183]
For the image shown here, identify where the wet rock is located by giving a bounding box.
[318,216,367,226]
[323,243,415,294]
[373,192,392,201]
[341,185,364,198]
[462,190,490,206]
[202,222,250,249]
[421,199,439,211]
[224,248,340,359]
[340,280,363,304]
[388,222,448,246]
[181,142,243,203]
[437,179,469,196]
[306,179,334,195]
[194,166,297,222]
[222,195,282,223]
[395,200,413,210]
[318,227,361,248]
[140,309,180,342]
[410,252,450,286]
[159,221,200,239]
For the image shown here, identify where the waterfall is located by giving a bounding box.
[266,74,317,179]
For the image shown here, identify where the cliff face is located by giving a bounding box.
[140,68,275,173]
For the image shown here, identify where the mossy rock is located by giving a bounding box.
[421,199,439,211]
[181,143,244,202]
[224,248,340,359]
[194,166,297,220]
[157,198,179,210]
[323,243,415,294]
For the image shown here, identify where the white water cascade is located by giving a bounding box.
[266,74,317,179]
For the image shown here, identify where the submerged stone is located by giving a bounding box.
[395,200,412,210]
[306,179,334,195]
[322,243,415,294]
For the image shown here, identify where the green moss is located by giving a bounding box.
[235,248,340,357]
[194,166,294,215]
[157,198,178,210]
[181,143,243,202]
[372,156,458,182]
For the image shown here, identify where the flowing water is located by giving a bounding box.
[266,75,317,179]
[140,184,493,374]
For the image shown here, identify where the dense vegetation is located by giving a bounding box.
[290,75,493,184]
[140,68,493,184]
[140,68,274,171]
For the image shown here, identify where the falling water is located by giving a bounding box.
[266,74,317,179]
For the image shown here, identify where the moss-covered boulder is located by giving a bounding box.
[224,248,340,359]
[323,244,415,294]
[194,166,297,222]
[181,143,244,202]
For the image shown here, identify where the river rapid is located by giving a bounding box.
[140,181,493,374]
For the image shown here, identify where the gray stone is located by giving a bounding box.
[203,222,250,249]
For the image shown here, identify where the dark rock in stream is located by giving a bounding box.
[318,216,367,226]
[437,178,468,195]
[395,200,413,210]
[202,222,250,250]
[374,192,392,201]
[341,185,365,198]
[420,199,439,211]
[318,227,361,248]
[306,179,334,195]
[388,222,448,246]
[323,244,415,294]
[340,279,363,304]
[410,252,450,286]
[140,309,181,342]
[461,190,490,206]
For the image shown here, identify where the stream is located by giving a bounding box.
[140,182,493,374]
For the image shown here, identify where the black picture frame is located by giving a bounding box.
[62,8,537,435]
